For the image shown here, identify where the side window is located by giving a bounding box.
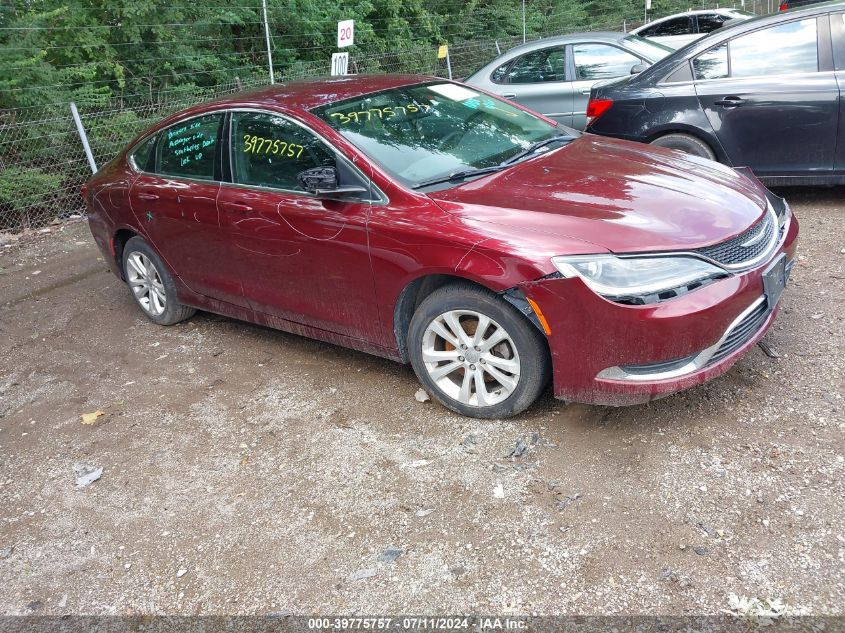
[693,43,729,80]
[665,61,693,83]
[647,16,693,37]
[572,44,641,80]
[156,114,221,180]
[230,112,336,191]
[491,61,510,83]
[130,135,156,172]
[697,14,728,34]
[729,19,818,78]
[505,47,567,83]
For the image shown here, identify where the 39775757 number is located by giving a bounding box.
[243,134,305,157]
[307,618,393,630]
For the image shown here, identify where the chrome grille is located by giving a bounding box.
[693,210,776,268]
[707,299,770,365]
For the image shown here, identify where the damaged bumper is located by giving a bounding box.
[519,209,799,406]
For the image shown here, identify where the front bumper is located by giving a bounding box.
[520,206,799,406]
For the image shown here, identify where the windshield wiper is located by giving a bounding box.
[500,134,575,166]
[411,134,575,190]
[412,165,508,190]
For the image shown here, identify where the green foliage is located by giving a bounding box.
[0,166,64,228]
[0,0,728,231]
[0,0,706,110]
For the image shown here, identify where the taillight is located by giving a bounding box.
[586,98,613,127]
[779,2,788,9]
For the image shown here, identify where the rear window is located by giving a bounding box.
[697,14,729,34]
[642,16,693,37]
[155,114,222,181]
[506,47,567,83]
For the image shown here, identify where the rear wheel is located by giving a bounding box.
[650,133,716,161]
[408,283,550,419]
[122,236,195,326]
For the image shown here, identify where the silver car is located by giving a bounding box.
[465,32,672,129]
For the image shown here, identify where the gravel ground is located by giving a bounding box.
[0,187,843,617]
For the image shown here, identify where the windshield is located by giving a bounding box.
[311,82,561,187]
[621,35,673,60]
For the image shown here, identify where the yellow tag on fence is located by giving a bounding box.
[437,45,448,59]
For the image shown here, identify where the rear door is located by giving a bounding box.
[569,43,646,129]
[693,16,839,178]
[128,112,243,305]
[497,45,573,125]
[832,12,845,175]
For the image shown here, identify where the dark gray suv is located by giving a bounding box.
[586,1,845,185]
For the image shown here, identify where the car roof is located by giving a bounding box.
[633,0,845,82]
[630,8,747,32]
[489,31,628,57]
[204,74,434,112]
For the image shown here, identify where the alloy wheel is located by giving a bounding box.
[126,252,166,316]
[421,309,521,407]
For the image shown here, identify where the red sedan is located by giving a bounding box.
[83,75,798,418]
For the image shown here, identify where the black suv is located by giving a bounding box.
[586,1,845,185]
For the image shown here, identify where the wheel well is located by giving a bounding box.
[112,229,138,277]
[393,274,490,363]
[647,129,718,158]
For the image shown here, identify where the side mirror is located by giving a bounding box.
[296,166,368,198]
[297,166,338,193]
[630,62,649,75]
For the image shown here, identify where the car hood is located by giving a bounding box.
[427,135,768,254]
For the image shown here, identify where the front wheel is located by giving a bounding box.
[408,283,550,419]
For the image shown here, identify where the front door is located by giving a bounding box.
[128,112,242,305]
[217,110,381,342]
[693,17,840,178]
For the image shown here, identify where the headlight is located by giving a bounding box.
[551,254,725,301]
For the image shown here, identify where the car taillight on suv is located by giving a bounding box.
[586,98,613,127]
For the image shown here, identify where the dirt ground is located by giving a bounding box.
[0,187,843,617]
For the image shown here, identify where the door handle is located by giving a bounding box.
[220,200,254,214]
[137,193,159,201]
[714,96,747,107]
[579,89,591,95]
[502,93,517,99]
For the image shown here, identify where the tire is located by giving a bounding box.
[650,133,716,161]
[408,282,550,419]
[121,236,195,326]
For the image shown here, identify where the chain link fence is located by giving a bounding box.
[0,2,764,233]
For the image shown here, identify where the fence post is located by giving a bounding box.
[262,0,275,84]
[522,0,527,43]
[495,40,501,55]
[70,103,97,175]
[446,48,453,80]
